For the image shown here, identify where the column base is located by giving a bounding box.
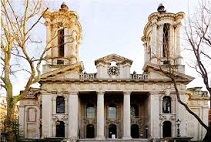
[122,136,132,140]
[62,138,77,142]
[95,136,105,140]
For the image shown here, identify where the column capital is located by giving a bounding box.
[123,91,131,95]
[69,91,78,95]
[97,91,105,95]
[150,91,159,95]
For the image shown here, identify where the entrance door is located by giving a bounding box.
[108,124,117,138]
[163,121,171,137]
[56,121,65,137]
[86,124,95,138]
[131,124,139,138]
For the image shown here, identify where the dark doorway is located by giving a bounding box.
[108,124,117,138]
[56,121,65,137]
[86,124,95,138]
[163,121,172,137]
[131,124,139,138]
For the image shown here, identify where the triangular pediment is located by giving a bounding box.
[143,63,194,83]
[95,54,133,66]
[40,61,84,80]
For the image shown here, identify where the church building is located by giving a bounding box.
[18,3,209,141]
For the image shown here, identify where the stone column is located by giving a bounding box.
[123,91,132,139]
[68,92,79,139]
[150,20,158,64]
[96,92,105,140]
[45,22,51,58]
[150,91,160,138]
[175,23,182,64]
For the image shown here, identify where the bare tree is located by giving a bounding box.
[158,1,211,140]
[1,0,48,141]
[184,0,211,141]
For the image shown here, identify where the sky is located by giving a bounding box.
[42,0,198,73]
[1,0,202,95]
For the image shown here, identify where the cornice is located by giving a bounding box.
[142,11,185,42]
[39,78,189,84]
[40,61,84,80]
[43,10,78,21]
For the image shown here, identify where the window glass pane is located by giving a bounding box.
[131,104,139,117]
[131,106,136,117]
[87,104,95,118]
[56,96,65,113]
[58,29,64,57]
[108,104,117,118]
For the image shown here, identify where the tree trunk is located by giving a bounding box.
[5,103,17,142]
[203,110,211,142]
[203,126,211,142]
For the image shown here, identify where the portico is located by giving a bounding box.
[78,90,149,139]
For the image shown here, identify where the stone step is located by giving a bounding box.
[78,139,151,142]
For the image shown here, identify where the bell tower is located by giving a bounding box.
[142,4,185,72]
[43,3,82,68]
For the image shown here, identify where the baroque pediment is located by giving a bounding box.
[40,61,84,80]
[143,63,194,83]
[95,54,133,66]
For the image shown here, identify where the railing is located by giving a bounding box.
[79,73,148,81]
[131,73,148,80]
[79,73,96,80]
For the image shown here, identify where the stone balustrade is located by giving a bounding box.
[79,73,148,81]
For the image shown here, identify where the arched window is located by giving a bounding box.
[58,28,64,57]
[86,103,95,118]
[56,96,65,113]
[86,124,95,138]
[163,121,172,137]
[108,104,117,119]
[162,96,171,113]
[56,121,65,137]
[163,23,170,58]
[131,124,139,138]
[131,104,139,117]
[108,124,117,138]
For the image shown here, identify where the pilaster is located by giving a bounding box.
[42,92,53,138]
[68,92,79,139]
[149,91,160,138]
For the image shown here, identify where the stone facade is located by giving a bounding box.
[18,3,209,141]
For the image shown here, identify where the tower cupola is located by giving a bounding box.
[43,3,82,67]
[142,4,185,72]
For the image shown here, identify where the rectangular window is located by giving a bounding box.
[108,106,117,119]
[58,29,64,57]
[163,23,170,58]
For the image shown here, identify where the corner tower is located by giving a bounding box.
[43,3,82,69]
[142,4,185,72]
